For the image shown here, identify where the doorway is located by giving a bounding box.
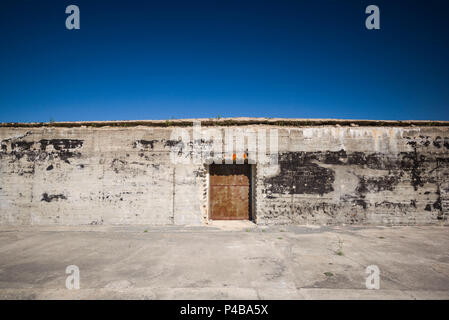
[209,164,252,220]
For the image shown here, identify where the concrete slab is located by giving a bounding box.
[0,225,448,299]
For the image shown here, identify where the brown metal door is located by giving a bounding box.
[209,165,251,220]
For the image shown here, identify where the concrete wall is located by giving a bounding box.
[1,124,448,225]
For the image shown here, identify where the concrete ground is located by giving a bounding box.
[0,222,448,300]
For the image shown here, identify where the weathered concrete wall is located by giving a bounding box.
[1,123,448,225]
[256,127,449,225]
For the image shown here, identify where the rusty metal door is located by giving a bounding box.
[209,164,251,220]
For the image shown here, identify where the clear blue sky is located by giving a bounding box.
[0,0,448,122]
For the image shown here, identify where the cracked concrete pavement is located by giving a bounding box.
[0,222,448,299]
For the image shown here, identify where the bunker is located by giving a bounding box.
[0,118,448,226]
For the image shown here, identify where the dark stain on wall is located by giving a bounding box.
[39,139,83,150]
[41,193,67,202]
[1,138,84,163]
[264,145,447,219]
[11,141,34,151]
[90,218,104,225]
[163,138,213,149]
[433,186,443,217]
[346,152,400,170]
[354,199,368,209]
[322,149,348,165]
[432,136,449,150]
[133,139,157,149]
[403,139,426,190]
[193,138,214,146]
[356,175,401,194]
[264,150,410,196]
[265,152,335,195]
[164,139,182,148]
[111,159,127,173]
[433,136,442,148]
[39,139,84,163]
[193,168,206,178]
[433,198,442,210]
[163,139,185,156]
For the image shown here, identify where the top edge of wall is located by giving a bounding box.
[1,118,449,128]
